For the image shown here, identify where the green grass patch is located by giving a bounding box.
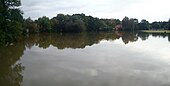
[140,30,170,33]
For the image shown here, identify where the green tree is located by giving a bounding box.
[122,17,139,31]
[168,19,170,30]
[138,19,149,30]
[65,17,86,32]
[0,0,23,44]
[37,16,51,32]
[115,19,121,25]
[55,14,69,32]
[122,16,130,30]
[152,22,161,29]
[129,18,138,30]
[50,18,59,32]
[160,21,168,29]
[24,17,39,33]
[101,19,117,30]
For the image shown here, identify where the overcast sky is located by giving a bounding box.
[21,0,170,22]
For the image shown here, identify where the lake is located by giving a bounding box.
[0,31,170,86]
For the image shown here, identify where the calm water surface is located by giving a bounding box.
[0,32,170,86]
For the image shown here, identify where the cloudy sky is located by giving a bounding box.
[21,0,170,22]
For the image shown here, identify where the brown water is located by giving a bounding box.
[0,32,170,86]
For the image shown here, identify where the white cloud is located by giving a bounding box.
[21,0,170,22]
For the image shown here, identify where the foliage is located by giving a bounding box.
[0,0,170,45]
[23,14,170,33]
[122,17,138,31]
[27,13,117,33]
[151,22,161,29]
[169,19,170,30]
[0,0,23,44]
[0,39,25,86]
[122,16,130,30]
[37,16,51,32]
[138,19,150,30]
[121,17,169,31]
[23,17,39,33]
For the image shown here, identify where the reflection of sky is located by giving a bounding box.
[21,0,170,22]
[126,36,170,62]
[21,36,170,86]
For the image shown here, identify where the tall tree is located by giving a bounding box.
[37,16,51,32]
[0,0,23,43]
[122,16,130,30]
[129,18,138,31]
[169,19,170,30]
[138,19,149,30]
[152,22,161,29]
[24,17,39,33]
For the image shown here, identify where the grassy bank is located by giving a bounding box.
[140,30,170,33]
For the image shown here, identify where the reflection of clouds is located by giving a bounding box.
[21,35,170,86]
[65,68,98,77]
[85,69,98,76]
[127,36,170,62]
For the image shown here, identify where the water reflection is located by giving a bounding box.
[0,40,25,86]
[0,31,170,86]
[24,32,118,49]
[24,32,170,49]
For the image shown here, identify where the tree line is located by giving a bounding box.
[0,0,170,45]
[24,15,170,33]
[121,16,170,31]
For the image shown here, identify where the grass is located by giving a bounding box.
[140,30,170,33]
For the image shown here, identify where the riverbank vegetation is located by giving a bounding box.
[0,0,23,44]
[24,14,120,33]
[0,0,170,45]
[140,30,170,33]
[24,15,170,33]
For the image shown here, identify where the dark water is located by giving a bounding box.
[0,32,170,86]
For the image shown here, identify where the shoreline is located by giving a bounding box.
[140,30,170,33]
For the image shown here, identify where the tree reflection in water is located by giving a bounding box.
[0,40,25,86]
[24,32,170,49]
[0,31,170,86]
